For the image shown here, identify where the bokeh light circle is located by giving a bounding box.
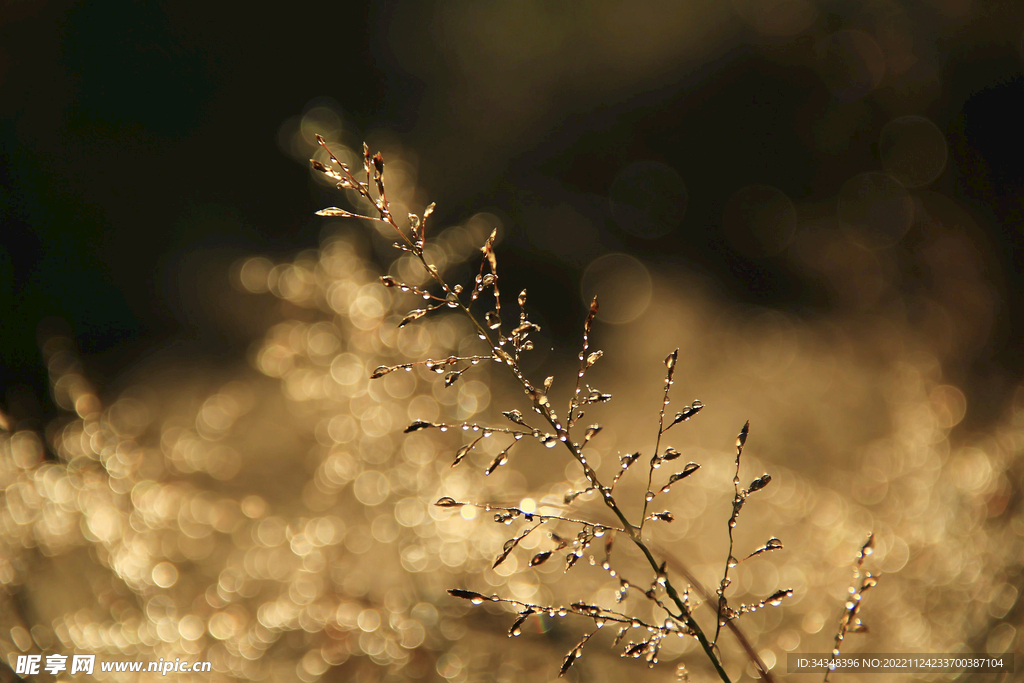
[152,562,179,588]
[879,115,948,188]
[837,172,914,249]
[817,30,886,102]
[610,161,688,238]
[722,184,798,257]
[580,253,652,324]
[353,470,390,506]
[301,106,342,140]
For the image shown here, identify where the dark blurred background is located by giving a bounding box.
[2,0,1023,429]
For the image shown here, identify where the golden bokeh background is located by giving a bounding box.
[2,210,1021,680]
[2,1,1023,682]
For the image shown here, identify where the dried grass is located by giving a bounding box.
[307,138,854,682]
[0,135,1019,683]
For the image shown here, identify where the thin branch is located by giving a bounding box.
[319,139,735,683]
[641,350,678,530]
[434,498,626,533]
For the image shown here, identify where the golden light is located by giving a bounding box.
[1,120,1020,683]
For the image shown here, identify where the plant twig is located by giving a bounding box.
[313,137,807,683]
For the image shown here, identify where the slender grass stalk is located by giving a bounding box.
[312,136,802,682]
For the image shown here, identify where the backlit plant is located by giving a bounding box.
[310,136,811,682]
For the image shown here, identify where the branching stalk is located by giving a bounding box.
[312,137,797,683]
